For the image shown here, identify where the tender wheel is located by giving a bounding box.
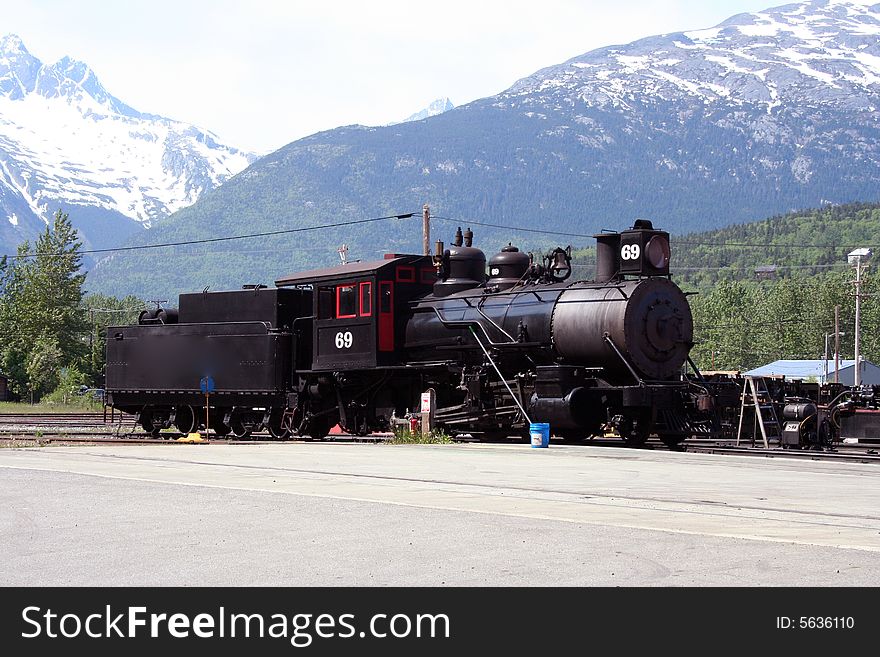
[140,412,162,438]
[210,412,232,437]
[230,417,252,439]
[174,405,197,434]
[268,423,290,440]
[268,410,291,440]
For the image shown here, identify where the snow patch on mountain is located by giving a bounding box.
[504,0,880,114]
[391,98,455,124]
[0,34,255,251]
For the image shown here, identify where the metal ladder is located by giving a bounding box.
[735,376,782,448]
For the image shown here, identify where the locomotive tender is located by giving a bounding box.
[105,220,695,445]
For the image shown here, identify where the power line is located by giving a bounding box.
[431,216,596,239]
[8,207,875,262]
[3,212,418,260]
[433,215,880,251]
[674,240,880,250]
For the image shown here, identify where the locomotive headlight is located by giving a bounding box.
[645,235,670,270]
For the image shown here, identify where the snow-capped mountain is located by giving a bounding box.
[0,34,255,254]
[502,0,880,191]
[391,98,455,124]
[89,0,880,298]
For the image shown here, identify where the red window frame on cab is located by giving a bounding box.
[336,284,358,319]
[396,265,416,283]
[359,281,372,317]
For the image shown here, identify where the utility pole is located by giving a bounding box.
[824,329,844,384]
[848,248,872,386]
[422,204,430,256]
[856,259,862,386]
[89,308,95,375]
[834,305,840,384]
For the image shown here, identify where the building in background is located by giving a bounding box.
[744,359,880,385]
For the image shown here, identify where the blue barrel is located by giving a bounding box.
[530,422,550,448]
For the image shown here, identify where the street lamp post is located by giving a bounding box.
[848,248,872,386]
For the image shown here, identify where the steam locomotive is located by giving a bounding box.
[105,220,696,445]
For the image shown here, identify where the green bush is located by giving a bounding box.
[389,425,453,445]
[42,367,91,406]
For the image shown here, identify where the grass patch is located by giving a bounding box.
[0,401,103,414]
[389,426,454,445]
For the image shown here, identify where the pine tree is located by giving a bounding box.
[0,209,88,398]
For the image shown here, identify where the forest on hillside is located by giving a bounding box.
[3,202,880,401]
[567,203,880,372]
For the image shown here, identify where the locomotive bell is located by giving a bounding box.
[487,244,530,291]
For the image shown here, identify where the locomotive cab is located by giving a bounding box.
[275,254,435,370]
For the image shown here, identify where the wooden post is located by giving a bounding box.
[420,388,436,436]
[89,308,95,375]
[422,204,430,256]
[834,305,840,384]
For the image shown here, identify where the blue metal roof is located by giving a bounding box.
[745,359,857,379]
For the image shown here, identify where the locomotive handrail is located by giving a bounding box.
[428,307,520,348]
[552,288,632,304]
[466,297,517,343]
[603,333,644,386]
[468,327,533,425]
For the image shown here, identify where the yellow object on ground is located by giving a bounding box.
[177,433,205,443]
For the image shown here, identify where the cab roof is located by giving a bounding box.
[275,254,429,287]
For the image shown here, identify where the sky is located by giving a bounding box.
[3,0,778,154]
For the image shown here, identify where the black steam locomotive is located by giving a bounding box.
[105,220,695,445]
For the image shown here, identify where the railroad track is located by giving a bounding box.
[682,438,880,463]
[2,413,879,461]
[0,412,109,429]
[0,432,388,445]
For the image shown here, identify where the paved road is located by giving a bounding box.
[1,443,878,585]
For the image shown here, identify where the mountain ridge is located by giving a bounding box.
[0,34,255,255]
[88,0,880,298]
[392,98,455,124]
